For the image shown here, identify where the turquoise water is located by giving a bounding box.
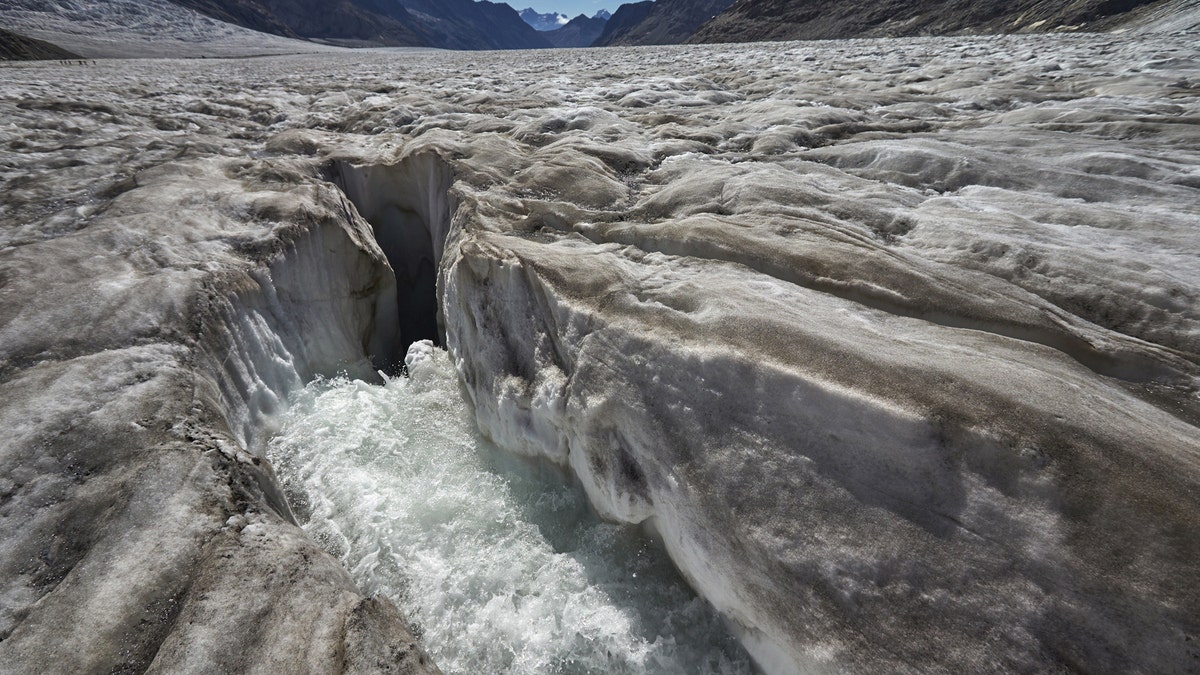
[266,343,753,674]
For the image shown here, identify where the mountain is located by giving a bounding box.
[400,0,552,49]
[169,0,430,46]
[688,0,1172,43]
[594,9,612,20]
[591,1,654,45]
[519,7,570,30]
[544,13,608,47]
[0,27,81,60]
[594,0,735,45]
[170,0,555,49]
[42,0,588,51]
[0,0,343,58]
[167,0,295,38]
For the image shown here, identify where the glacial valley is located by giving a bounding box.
[1,27,1198,674]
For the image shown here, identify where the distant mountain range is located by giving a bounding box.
[544,13,609,47]
[591,1,653,45]
[401,0,551,49]
[519,8,570,31]
[520,7,613,36]
[169,0,550,49]
[2,0,1191,58]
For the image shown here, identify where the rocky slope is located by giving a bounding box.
[0,0,559,52]
[544,13,609,47]
[0,27,80,60]
[596,0,735,45]
[689,0,1184,43]
[173,0,430,47]
[164,0,299,38]
[398,0,551,50]
[172,0,557,49]
[0,0,342,58]
[591,1,655,45]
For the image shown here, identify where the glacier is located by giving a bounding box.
[1,27,1198,674]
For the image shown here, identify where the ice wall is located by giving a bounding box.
[0,154,433,673]
[195,206,399,455]
[329,152,455,369]
[439,227,1199,674]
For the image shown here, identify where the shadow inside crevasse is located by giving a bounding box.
[328,154,454,373]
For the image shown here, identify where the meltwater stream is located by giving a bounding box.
[267,342,754,674]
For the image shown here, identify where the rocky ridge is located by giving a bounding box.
[590,1,655,46]
[169,0,430,46]
[0,27,80,60]
[544,13,609,48]
[397,0,551,50]
[595,0,736,45]
[519,7,569,31]
[688,0,1189,43]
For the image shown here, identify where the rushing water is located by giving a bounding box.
[267,342,754,674]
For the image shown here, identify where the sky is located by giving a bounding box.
[513,0,621,17]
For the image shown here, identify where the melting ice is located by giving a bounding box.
[267,342,753,674]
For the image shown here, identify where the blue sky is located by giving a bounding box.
[514,0,620,17]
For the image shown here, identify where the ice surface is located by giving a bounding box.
[1,28,1198,674]
[0,95,424,669]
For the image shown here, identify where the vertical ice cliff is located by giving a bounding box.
[328,152,454,367]
[439,226,1199,673]
[0,153,432,672]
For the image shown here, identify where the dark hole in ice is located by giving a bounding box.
[327,158,452,373]
[371,203,441,353]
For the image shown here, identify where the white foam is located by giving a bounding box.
[267,342,752,674]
